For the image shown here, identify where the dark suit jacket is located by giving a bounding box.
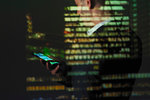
[48,25,142,100]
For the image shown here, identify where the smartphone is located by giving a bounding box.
[33,52,53,61]
[33,53,59,65]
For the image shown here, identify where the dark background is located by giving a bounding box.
[1,0,150,100]
[0,0,65,99]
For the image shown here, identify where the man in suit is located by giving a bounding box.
[43,0,142,99]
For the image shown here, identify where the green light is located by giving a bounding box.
[133,4,137,7]
[43,47,51,56]
[50,62,59,65]
[133,14,137,17]
[88,71,99,75]
[68,71,87,76]
[100,6,125,10]
[105,1,128,5]
[65,6,88,11]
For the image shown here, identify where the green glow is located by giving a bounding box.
[65,5,125,11]
[102,73,150,80]
[133,23,137,26]
[133,13,137,17]
[133,3,137,7]
[65,6,88,11]
[111,16,129,20]
[68,71,87,76]
[50,62,59,65]
[43,47,51,56]
[88,71,99,75]
[67,71,99,76]
[100,6,125,10]
[42,47,64,59]
[105,1,128,5]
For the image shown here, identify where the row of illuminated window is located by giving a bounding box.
[65,21,129,27]
[103,91,150,97]
[64,32,130,38]
[105,0,128,5]
[70,43,127,49]
[65,54,130,60]
[103,83,129,89]
[106,37,130,42]
[104,27,129,31]
[66,53,131,65]
[27,32,46,39]
[66,48,130,54]
[64,17,129,22]
[26,78,150,89]
[64,27,129,32]
[65,49,108,54]
[102,91,130,97]
[86,86,101,91]
[26,85,65,91]
[64,17,107,22]
[66,87,80,92]
[67,71,99,76]
[64,38,99,43]
[64,37,130,43]
[64,12,124,16]
[26,77,99,84]
[26,80,150,90]
[65,6,125,11]
[26,77,42,82]
[101,6,125,11]
[67,60,99,65]
[27,85,150,95]
[102,83,150,89]
[26,77,63,83]
[27,86,101,92]
[67,86,101,92]
[102,73,150,80]
[131,91,150,96]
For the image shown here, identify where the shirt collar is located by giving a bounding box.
[87,19,111,36]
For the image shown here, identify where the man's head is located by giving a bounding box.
[74,0,105,8]
[74,0,110,25]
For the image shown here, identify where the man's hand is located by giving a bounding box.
[50,65,60,75]
[40,59,60,75]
